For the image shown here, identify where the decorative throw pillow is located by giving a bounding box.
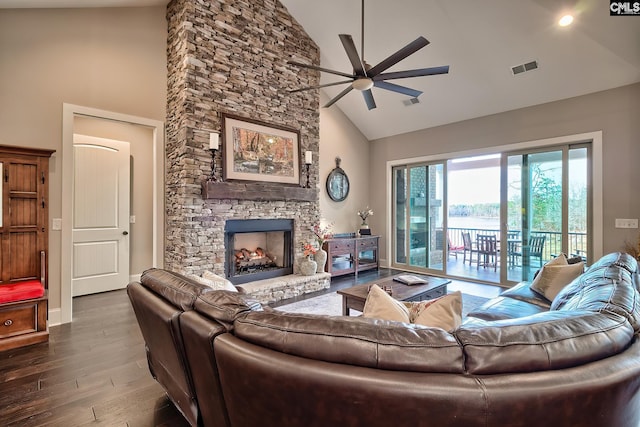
[189,271,237,292]
[363,285,463,331]
[406,291,462,332]
[530,261,584,301]
[532,253,568,279]
[363,284,410,322]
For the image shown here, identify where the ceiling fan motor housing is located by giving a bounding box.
[352,78,374,91]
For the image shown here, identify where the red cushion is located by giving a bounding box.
[0,280,45,304]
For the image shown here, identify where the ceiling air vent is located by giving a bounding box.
[511,60,538,76]
[402,97,421,106]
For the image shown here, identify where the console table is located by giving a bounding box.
[322,235,379,277]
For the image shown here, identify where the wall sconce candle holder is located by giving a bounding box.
[208,132,221,182]
[303,150,312,188]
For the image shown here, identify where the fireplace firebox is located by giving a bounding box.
[224,219,294,285]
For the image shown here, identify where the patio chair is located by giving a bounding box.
[512,234,547,268]
[507,230,521,268]
[448,235,464,259]
[461,232,478,265]
[529,234,546,268]
[476,234,498,271]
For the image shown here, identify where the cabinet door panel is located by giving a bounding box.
[10,198,38,228]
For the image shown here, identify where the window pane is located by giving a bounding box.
[393,167,407,264]
[568,147,588,262]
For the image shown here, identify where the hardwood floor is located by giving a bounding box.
[0,290,190,427]
[0,269,501,426]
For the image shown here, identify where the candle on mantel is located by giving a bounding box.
[209,132,219,150]
[305,150,312,164]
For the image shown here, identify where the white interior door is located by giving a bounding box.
[72,134,130,297]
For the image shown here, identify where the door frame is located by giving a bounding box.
[384,131,603,277]
[59,103,164,324]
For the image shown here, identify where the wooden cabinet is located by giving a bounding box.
[0,145,54,352]
[323,235,379,277]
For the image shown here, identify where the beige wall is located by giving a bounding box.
[319,92,371,235]
[73,116,155,276]
[0,7,167,312]
[4,5,636,313]
[370,83,640,263]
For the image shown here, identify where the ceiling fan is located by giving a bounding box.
[288,0,450,110]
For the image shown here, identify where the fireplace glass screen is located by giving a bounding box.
[225,219,293,284]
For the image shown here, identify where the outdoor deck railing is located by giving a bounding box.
[448,227,588,263]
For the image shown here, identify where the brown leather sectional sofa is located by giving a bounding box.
[128,252,640,427]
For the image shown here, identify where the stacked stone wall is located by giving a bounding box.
[166,0,320,276]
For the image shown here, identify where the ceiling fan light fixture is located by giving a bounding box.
[558,14,574,27]
[352,77,374,91]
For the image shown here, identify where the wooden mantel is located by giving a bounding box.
[202,181,317,202]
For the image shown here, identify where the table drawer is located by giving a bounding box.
[0,303,38,339]
[328,240,353,251]
[358,239,377,250]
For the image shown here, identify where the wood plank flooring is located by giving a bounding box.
[0,290,190,427]
[0,269,501,426]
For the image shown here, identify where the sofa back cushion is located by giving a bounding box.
[551,253,640,332]
[456,310,634,374]
[194,290,262,325]
[233,310,465,373]
[588,251,637,274]
[127,281,200,425]
[140,268,212,311]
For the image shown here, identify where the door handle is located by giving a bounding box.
[122,231,129,236]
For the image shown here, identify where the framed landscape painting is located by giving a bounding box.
[222,114,300,184]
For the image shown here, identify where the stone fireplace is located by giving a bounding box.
[225,219,293,284]
[164,0,321,281]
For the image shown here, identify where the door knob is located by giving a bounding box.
[123,231,129,235]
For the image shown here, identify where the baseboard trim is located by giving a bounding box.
[49,307,62,326]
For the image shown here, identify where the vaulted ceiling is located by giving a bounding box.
[3,0,639,140]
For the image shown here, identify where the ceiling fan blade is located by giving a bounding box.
[288,60,355,79]
[324,85,354,108]
[373,66,449,81]
[373,81,422,98]
[366,36,430,77]
[362,89,376,110]
[339,34,366,76]
[289,80,353,94]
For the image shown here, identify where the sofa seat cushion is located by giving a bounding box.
[234,311,465,373]
[466,296,548,321]
[499,281,552,308]
[456,310,634,374]
[0,280,44,304]
[140,268,215,311]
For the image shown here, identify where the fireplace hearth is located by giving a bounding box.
[225,219,294,285]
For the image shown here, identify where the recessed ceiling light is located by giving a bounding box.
[559,14,574,27]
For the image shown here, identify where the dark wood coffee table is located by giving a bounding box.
[336,274,451,316]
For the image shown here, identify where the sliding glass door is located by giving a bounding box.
[393,162,444,273]
[392,143,590,286]
[505,145,589,281]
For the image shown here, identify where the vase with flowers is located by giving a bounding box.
[311,222,333,273]
[357,207,374,235]
[299,242,318,276]
[623,231,640,261]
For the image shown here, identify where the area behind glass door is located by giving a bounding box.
[393,163,444,273]
[506,147,588,282]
